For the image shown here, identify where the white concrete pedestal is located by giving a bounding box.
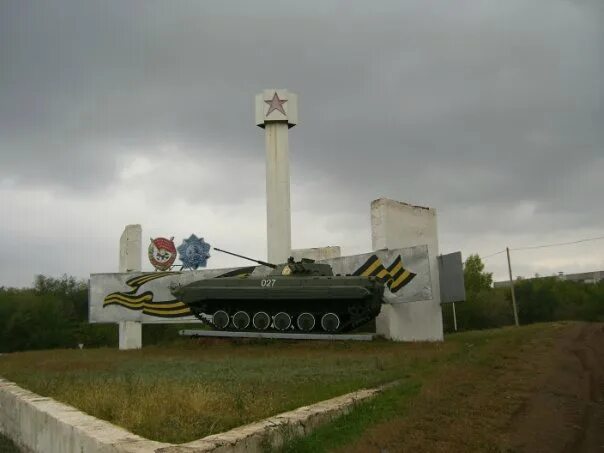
[371,199,444,341]
[118,321,142,350]
[118,224,142,349]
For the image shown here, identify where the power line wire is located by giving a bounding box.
[510,235,604,251]
[481,250,505,260]
[479,234,604,260]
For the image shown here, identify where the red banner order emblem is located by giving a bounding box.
[148,237,177,271]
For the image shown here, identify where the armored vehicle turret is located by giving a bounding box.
[170,248,385,333]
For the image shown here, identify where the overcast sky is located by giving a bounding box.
[1,0,602,287]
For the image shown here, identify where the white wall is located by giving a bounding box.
[117,225,142,349]
[291,246,341,262]
[371,198,444,341]
[118,224,141,273]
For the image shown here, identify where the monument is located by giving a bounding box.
[90,90,463,349]
[255,90,298,264]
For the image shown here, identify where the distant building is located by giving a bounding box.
[493,270,603,288]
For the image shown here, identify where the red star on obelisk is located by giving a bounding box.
[265,92,287,116]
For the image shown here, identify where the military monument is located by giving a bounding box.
[89,90,463,349]
[255,89,297,263]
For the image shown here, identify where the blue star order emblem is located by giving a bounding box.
[177,234,211,270]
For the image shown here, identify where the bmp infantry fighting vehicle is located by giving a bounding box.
[170,248,385,333]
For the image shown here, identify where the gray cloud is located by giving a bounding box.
[0,0,602,286]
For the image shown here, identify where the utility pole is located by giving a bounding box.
[506,247,520,326]
[452,302,458,332]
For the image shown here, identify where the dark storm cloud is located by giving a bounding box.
[2,0,599,186]
[0,0,602,285]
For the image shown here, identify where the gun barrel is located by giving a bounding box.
[214,248,277,269]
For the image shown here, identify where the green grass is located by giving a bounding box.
[270,322,571,453]
[273,382,421,453]
[0,324,564,446]
[0,339,419,443]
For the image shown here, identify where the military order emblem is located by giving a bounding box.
[148,237,177,271]
[177,234,211,270]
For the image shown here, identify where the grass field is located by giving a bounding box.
[0,322,593,449]
[0,337,428,443]
[275,321,604,453]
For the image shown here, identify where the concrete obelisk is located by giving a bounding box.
[256,89,298,263]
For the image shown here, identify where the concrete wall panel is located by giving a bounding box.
[291,246,341,261]
[89,268,243,323]
[371,198,444,341]
[118,225,142,273]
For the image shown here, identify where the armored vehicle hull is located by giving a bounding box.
[172,274,385,333]
[171,250,387,333]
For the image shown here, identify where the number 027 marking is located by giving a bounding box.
[261,279,276,287]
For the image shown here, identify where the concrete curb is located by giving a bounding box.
[179,330,375,341]
[0,378,397,452]
[0,379,172,452]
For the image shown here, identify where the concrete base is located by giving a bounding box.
[179,330,374,341]
[119,321,142,350]
[376,303,443,342]
[371,199,444,342]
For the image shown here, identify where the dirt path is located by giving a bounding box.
[336,322,604,453]
[504,323,604,452]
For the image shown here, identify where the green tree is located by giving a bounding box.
[0,291,77,352]
[442,254,502,332]
[34,274,88,320]
[463,254,493,293]
[1,275,191,351]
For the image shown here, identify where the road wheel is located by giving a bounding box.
[252,311,271,331]
[321,312,340,332]
[232,311,251,330]
[296,312,316,332]
[213,310,230,330]
[274,312,292,331]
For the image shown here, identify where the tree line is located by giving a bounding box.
[0,275,188,352]
[442,254,604,332]
[1,259,602,352]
